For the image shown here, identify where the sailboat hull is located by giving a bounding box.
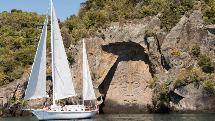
[31,110,97,120]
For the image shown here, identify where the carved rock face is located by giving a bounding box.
[70,17,162,113]
[103,61,153,113]
[71,39,155,113]
[94,41,154,113]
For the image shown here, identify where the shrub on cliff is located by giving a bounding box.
[173,68,204,89]
[147,78,158,89]
[0,71,7,86]
[171,48,181,57]
[203,78,215,96]
[202,0,215,24]
[67,52,75,64]
[191,44,200,57]
[151,82,171,113]
[198,54,214,73]
[159,0,194,31]
[9,97,28,108]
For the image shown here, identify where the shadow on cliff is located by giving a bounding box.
[98,41,154,113]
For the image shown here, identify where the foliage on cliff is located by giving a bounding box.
[151,82,171,113]
[63,0,215,43]
[0,10,45,86]
[202,0,215,24]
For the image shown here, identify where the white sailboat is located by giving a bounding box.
[24,0,98,120]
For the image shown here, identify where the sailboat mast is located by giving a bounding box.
[50,0,56,105]
[82,39,85,106]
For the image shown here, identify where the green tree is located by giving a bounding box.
[0,11,45,86]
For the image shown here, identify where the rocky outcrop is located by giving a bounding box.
[170,83,215,112]
[160,9,215,112]
[0,70,51,117]
[161,10,207,70]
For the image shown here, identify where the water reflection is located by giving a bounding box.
[1,114,215,121]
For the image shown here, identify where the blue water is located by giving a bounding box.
[1,114,215,121]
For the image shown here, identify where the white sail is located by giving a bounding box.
[24,16,48,100]
[82,39,96,101]
[51,2,76,101]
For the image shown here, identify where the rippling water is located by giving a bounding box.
[1,114,215,121]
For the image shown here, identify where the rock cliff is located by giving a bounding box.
[70,9,215,113]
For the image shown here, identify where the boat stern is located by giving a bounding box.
[30,110,46,120]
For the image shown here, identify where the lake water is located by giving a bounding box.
[1,114,215,121]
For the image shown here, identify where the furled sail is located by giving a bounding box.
[51,2,76,101]
[82,39,96,101]
[24,16,48,100]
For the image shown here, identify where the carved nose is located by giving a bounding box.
[125,94,134,97]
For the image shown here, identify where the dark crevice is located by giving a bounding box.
[168,90,184,104]
[144,36,150,51]
[46,75,52,81]
[23,80,28,98]
[145,34,171,71]
[12,84,20,99]
[154,35,162,54]
[161,54,171,70]
[207,27,215,35]
[154,35,171,71]
[155,36,171,70]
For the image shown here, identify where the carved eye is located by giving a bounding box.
[133,81,140,88]
[120,82,128,88]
